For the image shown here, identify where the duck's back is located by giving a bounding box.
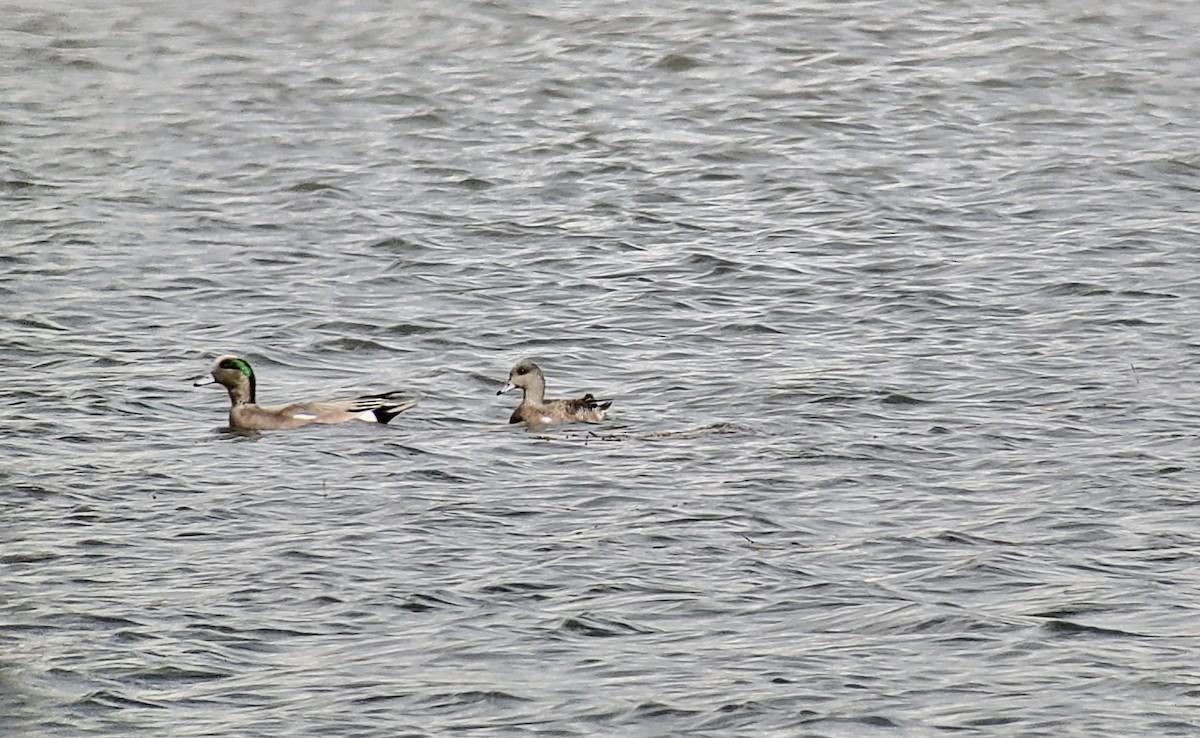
[511,394,611,425]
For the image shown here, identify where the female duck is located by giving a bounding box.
[195,354,417,431]
[497,360,612,425]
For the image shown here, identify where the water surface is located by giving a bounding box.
[3,0,1200,735]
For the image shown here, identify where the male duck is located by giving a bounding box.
[195,354,417,431]
[497,360,612,425]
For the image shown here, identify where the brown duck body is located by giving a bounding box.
[226,395,416,431]
[195,354,416,431]
[498,361,612,425]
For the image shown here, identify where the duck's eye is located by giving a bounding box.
[218,358,252,377]
[516,366,528,375]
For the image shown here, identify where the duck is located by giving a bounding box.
[497,360,612,425]
[194,354,417,431]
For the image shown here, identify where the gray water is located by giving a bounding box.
[4,0,1200,735]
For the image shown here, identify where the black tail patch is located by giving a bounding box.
[373,404,406,424]
[357,392,416,425]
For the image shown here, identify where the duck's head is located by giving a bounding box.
[195,354,256,404]
[497,360,544,396]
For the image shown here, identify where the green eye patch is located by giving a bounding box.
[220,358,253,377]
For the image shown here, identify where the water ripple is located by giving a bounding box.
[3,0,1200,736]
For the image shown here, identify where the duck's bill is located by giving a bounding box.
[497,381,517,395]
[192,375,216,387]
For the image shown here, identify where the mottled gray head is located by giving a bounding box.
[497,360,543,396]
[195,354,257,403]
